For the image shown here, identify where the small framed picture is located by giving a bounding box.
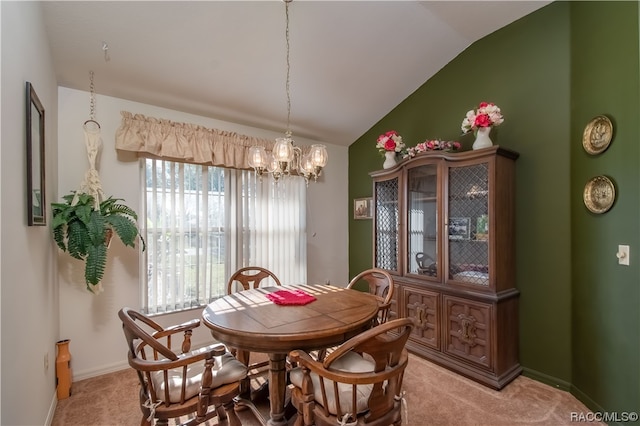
[354,197,373,220]
[449,217,470,240]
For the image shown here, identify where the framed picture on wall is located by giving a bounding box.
[449,217,470,240]
[354,197,373,220]
[26,82,46,226]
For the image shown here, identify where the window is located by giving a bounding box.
[143,158,307,314]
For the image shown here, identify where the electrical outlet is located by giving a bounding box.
[44,352,49,372]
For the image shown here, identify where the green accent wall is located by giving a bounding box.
[348,1,639,416]
[569,1,640,415]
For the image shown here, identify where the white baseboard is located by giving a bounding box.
[44,391,57,426]
[72,359,130,382]
[71,342,220,382]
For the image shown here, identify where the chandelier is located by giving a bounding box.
[248,0,328,184]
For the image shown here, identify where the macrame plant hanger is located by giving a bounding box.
[73,70,105,209]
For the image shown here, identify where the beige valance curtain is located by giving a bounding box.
[115,111,275,169]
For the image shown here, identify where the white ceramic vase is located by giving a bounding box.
[383,151,397,169]
[472,126,493,150]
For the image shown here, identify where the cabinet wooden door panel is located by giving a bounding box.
[404,286,440,350]
[443,295,491,369]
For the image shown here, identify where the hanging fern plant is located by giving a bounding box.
[51,191,145,292]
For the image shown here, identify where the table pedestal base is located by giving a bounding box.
[267,353,288,426]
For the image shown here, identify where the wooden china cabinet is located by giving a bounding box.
[370,146,521,390]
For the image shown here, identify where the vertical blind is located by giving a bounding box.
[143,158,306,314]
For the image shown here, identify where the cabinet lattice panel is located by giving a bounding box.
[448,163,489,286]
[375,178,399,271]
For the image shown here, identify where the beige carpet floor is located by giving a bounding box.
[52,354,604,426]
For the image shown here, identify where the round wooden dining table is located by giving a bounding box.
[201,284,380,426]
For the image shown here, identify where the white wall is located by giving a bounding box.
[1,2,60,425]
[57,87,350,380]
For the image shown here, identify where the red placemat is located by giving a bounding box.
[266,289,317,306]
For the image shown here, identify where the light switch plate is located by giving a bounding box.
[617,245,630,265]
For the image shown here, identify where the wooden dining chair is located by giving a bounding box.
[226,266,282,396]
[415,252,436,276]
[315,268,395,362]
[347,268,395,326]
[118,307,256,426]
[288,317,414,426]
[226,266,282,294]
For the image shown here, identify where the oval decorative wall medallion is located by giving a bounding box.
[583,175,615,214]
[582,115,613,155]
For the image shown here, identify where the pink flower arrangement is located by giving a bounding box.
[461,102,504,134]
[403,139,461,158]
[376,130,406,155]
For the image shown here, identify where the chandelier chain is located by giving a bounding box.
[285,0,291,135]
[89,70,96,121]
[246,0,327,184]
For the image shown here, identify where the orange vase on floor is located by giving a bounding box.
[56,339,72,399]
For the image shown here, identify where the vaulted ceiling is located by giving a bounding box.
[41,1,551,146]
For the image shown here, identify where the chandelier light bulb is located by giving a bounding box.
[273,137,295,163]
[300,154,315,174]
[248,146,268,169]
[268,155,280,174]
[309,144,328,168]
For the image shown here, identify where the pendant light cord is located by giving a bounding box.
[284,0,292,136]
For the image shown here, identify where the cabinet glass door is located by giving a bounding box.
[407,164,438,277]
[447,162,489,286]
[375,177,399,272]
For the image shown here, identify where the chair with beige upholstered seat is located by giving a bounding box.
[288,317,414,426]
[118,307,257,426]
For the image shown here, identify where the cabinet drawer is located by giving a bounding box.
[404,287,440,350]
[443,295,492,369]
